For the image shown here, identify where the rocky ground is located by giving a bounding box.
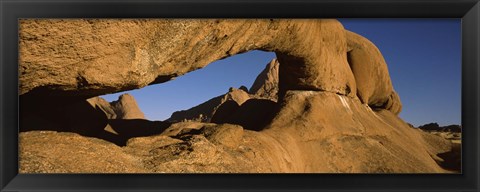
[19,95,460,173]
[415,123,461,172]
[19,76,461,173]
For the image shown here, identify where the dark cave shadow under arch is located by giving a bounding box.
[19,96,172,146]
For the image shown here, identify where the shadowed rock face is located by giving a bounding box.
[212,99,278,131]
[346,31,392,107]
[19,98,109,136]
[17,19,456,173]
[87,97,118,119]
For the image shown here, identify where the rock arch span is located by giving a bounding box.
[19,19,399,113]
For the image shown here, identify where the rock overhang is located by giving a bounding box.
[19,19,401,114]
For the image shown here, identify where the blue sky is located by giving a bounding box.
[102,50,276,122]
[102,19,461,127]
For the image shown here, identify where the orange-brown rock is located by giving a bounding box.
[19,19,356,99]
[109,94,145,119]
[346,31,396,109]
[87,93,145,119]
[167,87,250,122]
[87,97,118,119]
[18,19,452,173]
[383,90,402,115]
[249,58,279,101]
[19,131,146,173]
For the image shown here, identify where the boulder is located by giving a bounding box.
[262,90,451,172]
[211,99,278,131]
[209,100,241,124]
[239,85,249,93]
[225,87,251,105]
[110,94,145,119]
[87,97,118,119]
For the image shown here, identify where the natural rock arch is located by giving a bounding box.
[19,19,459,173]
[19,19,399,113]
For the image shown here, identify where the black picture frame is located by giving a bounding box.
[1,0,479,191]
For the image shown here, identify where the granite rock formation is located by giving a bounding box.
[20,19,358,100]
[416,123,462,172]
[88,93,145,119]
[249,58,280,102]
[18,19,457,173]
[167,87,250,122]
